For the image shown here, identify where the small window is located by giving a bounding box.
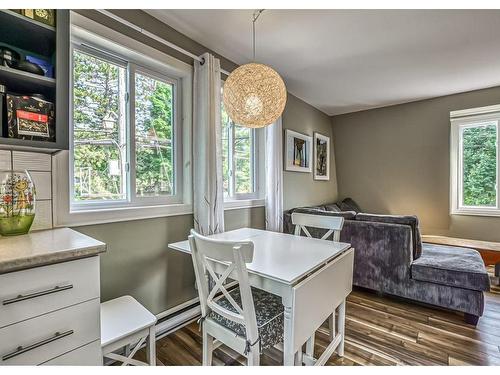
[71,44,182,211]
[461,123,497,207]
[450,105,500,216]
[221,93,259,201]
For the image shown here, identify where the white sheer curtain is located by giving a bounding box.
[265,117,284,232]
[193,52,225,235]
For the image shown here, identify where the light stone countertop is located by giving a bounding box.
[0,227,106,274]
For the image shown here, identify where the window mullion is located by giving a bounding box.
[458,125,464,209]
[251,129,256,195]
[229,122,236,198]
[495,120,500,210]
[128,64,137,203]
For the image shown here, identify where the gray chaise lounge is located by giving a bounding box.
[284,199,490,325]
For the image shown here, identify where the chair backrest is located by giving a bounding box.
[292,212,344,241]
[188,229,259,343]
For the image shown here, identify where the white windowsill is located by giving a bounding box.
[223,198,265,211]
[450,208,500,218]
[55,203,193,228]
[54,199,266,228]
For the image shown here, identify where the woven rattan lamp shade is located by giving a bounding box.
[223,63,287,128]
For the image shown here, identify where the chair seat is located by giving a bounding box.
[208,287,284,350]
[101,295,157,347]
[411,243,490,292]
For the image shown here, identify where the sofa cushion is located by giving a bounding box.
[293,207,357,220]
[411,243,490,292]
[323,203,341,212]
[339,197,362,213]
[356,213,422,260]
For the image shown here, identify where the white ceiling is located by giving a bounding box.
[146,9,500,115]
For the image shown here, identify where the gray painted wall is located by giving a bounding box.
[332,85,500,241]
[283,95,338,210]
[75,208,265,315]
[70,10,336,314]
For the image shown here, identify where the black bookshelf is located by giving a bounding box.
[0,9,69,153]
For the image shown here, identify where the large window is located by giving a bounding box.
[450,105,500,216]
[221,96,259,200]
[71,45,181,210]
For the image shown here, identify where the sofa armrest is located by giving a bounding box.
[341,220,413,291]
[356,213,422,260]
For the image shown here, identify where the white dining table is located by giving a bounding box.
[168,227,353,366]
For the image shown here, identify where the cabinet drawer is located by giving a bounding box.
[42,340,102,366]
[0,298,100,366]
[0,256,100,328]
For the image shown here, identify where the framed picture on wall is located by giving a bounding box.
[314,132,330,180]
[285,129,312,173]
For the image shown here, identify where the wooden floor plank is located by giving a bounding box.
[135,278,500,366]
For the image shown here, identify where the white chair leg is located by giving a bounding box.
[124,344,131,358]
[146,326,156,366]
[247,346,260,366]
[202,327,213,366]
[337,299,346,357]
[295,350,303,366]
[329,312,336,342]
[305,335,314,358]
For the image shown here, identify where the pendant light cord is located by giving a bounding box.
[252,9,265,61]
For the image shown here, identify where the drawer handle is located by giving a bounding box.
[2,284,74,306]
[2,330,74,361]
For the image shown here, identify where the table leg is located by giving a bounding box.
[329,313,336,342]
[337,299,346,356]
[283,304,295,366]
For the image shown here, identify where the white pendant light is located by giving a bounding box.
[223,10,287,128]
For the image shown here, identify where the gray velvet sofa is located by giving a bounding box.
[283,199,490,325]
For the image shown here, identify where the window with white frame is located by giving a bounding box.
[450,105,500,216]
[71,43,182,210]
[221,86,263,201]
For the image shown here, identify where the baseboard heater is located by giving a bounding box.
[155,302,201,340]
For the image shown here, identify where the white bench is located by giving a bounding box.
[101,296,157,366]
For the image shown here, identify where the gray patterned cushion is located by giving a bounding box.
[208,287,284,351]
[412,243,490,292]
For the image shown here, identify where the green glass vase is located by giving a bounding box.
[0,170,36,236]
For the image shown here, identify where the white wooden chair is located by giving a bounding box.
[189,229,284,366]
[101,295,157,366]
[291,212,346,363]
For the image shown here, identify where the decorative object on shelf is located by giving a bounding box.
[26,55,54,78]
[0,170,36,236]
[6,94,55,141]
[21,9,56,27]
[0,46,21,68]
[0,46,45,76]
[285,129,312,173]
[314,132,330,181]
[222,9,287,128]
[16,60,44,76]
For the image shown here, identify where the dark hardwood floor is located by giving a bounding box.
[138,270,500,366]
